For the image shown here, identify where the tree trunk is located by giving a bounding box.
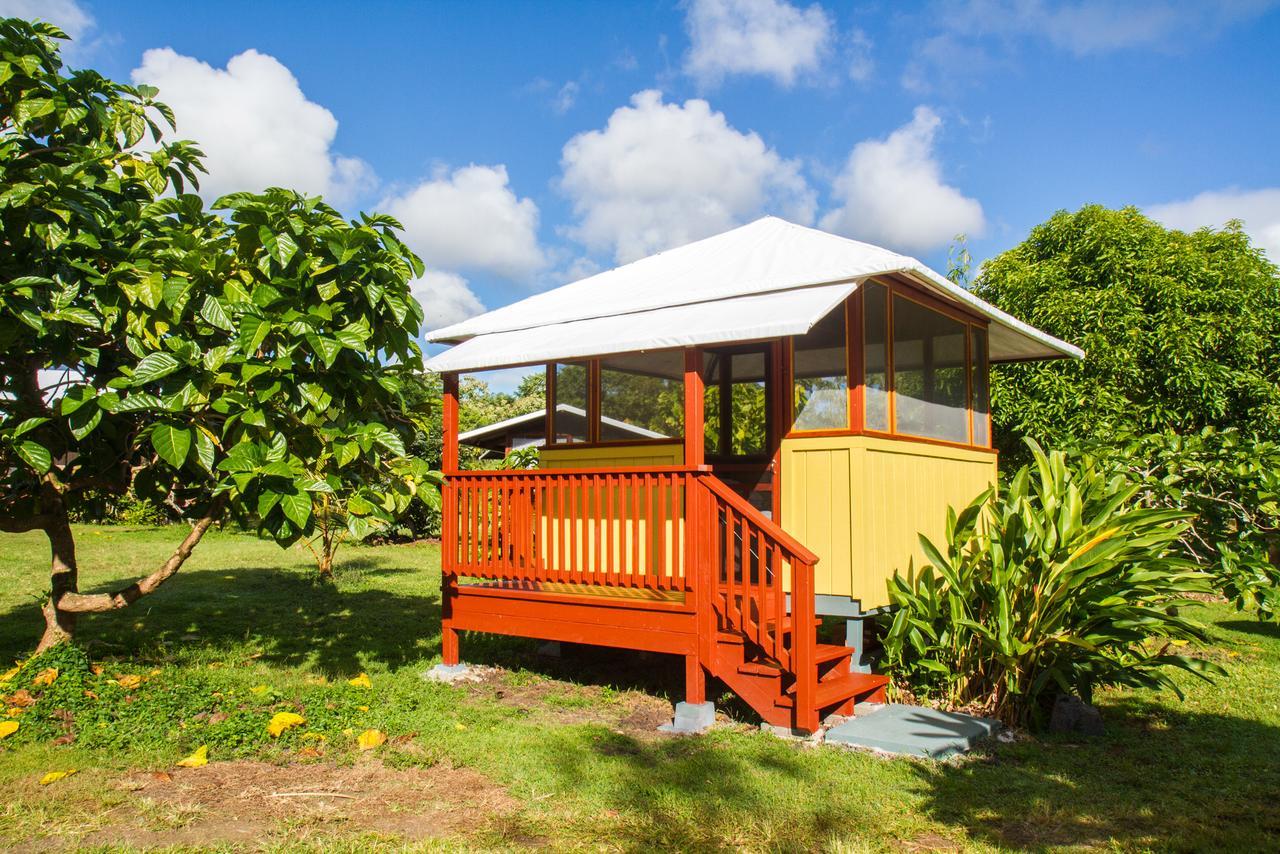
[37,491,78,653]
[318,550,334,578]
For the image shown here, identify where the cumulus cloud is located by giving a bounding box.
[560,89,815,263]
[821,106,984,254]
[1148,187,1280,260]
[130,48,374,204]
[683,0,834,87]
[381,164,546,281]
[411,270,486,334]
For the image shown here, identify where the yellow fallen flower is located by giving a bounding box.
[115,674,143,690]
[40,769,77,785]
[357,729,387,750]
[250,684,270,694]
[357,705,369,712]
[176,745,208,768]
[301,731,326,742]
[347,673,372,688]
[267,711,305,737]
[0,666,19,683]
[0,720,17,738]
[32,668,58,687]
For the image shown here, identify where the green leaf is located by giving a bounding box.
[151,423,192,469]
[131,352,181,386]
[193,428,216,473]
[11,417,48,438]
[200,295,236,332]
[15,440,51,473]
[279,489,312,528]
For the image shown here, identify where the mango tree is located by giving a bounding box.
[0,19,435,650]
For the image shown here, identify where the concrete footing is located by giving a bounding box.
[424,662,473,684]
[659,701,716,733]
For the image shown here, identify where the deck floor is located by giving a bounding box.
[462,579,687,604]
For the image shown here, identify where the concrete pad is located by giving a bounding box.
[659,701,716,733]
[825,703,1000,759]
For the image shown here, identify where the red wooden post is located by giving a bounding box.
[683,348,704,468]
[441,372,460,664]
[442,372,459,474]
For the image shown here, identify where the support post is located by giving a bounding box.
[442,372,459,475]
[683,348,704,468]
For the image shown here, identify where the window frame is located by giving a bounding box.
[543,352,688,450]
[787,298,853,436]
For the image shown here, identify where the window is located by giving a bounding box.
[892,295,969,444]
[792,305,848,431]
[551,362,589,443]
[599,351,684,441]
[863,282,890,432]
[702,349,769,458]
[970,327,990,447]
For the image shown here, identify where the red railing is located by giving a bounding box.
[443,466,693,591]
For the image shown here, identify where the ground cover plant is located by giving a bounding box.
[0,526,1276,850]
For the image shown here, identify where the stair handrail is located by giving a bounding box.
[693,473,819,566]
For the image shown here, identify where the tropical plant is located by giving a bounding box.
[0,19,432,649]
[880,441,1225,727]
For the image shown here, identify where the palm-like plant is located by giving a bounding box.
[882,441,1226,727]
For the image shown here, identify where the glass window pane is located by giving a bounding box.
[971,327,989,447]
[552,362,589,443]
[892,296,969,443]
[792,305,847,431]
[863,283,889,431]
[702,352,722,456]
[730,352,768,457]
[599,351,684,441]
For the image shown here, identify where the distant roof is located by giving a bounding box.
[458,404,666,445]
[426,216,1082,372]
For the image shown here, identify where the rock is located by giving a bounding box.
[1048,694,1105,736]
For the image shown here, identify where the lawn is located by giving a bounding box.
[0,525,1277,851]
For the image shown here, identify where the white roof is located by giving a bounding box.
[425,217,1081,372]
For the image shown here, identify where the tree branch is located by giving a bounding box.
[0,514,53,533]
[55,495,226,613]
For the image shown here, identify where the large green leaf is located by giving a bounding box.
[151,423,192,468]
[131,352,181,385]
[279,489,311,528]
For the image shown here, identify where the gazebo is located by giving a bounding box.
[425,217,1080,733]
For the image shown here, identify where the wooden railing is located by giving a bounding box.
[443,466,693,591]
[444,465,818,668]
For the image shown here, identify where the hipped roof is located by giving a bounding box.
[425,217,1082,373]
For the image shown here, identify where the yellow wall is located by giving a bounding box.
[780,434,996,609]
[540,443,683,468]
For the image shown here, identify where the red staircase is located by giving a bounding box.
[694,476,887,731]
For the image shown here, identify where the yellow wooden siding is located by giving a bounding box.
[780,435,996,609]
[535,444,685,580]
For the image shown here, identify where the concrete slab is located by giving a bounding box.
[825,703,1000,759]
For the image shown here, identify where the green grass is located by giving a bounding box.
[1,525,1278,850]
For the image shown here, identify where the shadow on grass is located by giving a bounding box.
[0,562,441,678]
[1219,619,1280,640]
[908,696,1280,850]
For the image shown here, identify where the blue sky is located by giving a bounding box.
[12,0,1280,362]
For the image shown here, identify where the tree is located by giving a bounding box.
[0,19,432,649]
[974,205,1280,458]
[974,205,1280,614]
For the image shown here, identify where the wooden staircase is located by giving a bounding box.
[696,476,888,732]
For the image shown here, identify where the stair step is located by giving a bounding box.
[814,643,853,665]
[775,672,890,709]
[737,660,782,676]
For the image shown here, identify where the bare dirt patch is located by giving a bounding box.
[466,667,674,737]
[34,759,518,851]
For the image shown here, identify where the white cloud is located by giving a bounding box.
[381,164,546,281]
[411,270,486,334]
[553,81,580,114]
[130,48,373,204]
[0,0,92,38]
[847,28,874,82]
[683,0,834,87]
[560,89,815,263]
[1148,187,1280,260]
[821,106,985,254]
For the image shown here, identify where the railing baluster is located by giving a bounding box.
[629,473,640,587]
[656,474,667,589]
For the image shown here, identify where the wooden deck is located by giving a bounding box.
[440,466,887,732]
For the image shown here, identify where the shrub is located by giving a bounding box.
[1082,428,1280,618]
[880,441,1225,728]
